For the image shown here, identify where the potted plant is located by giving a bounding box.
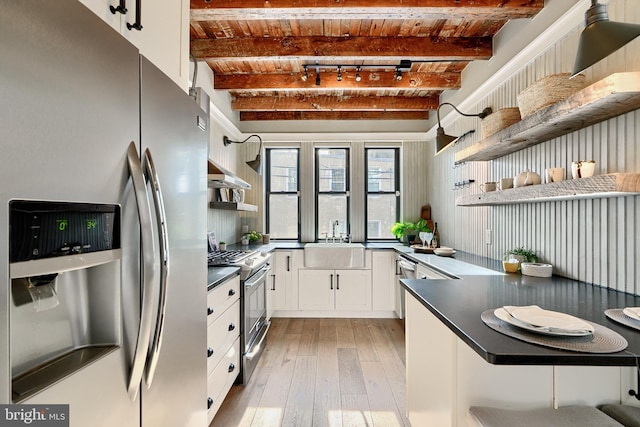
[391,220,430,245]
[219,241,226,251]
[503,246,538,273]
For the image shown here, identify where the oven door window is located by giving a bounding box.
[245,268,268,343]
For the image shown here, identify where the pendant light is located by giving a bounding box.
[572,0,640,77]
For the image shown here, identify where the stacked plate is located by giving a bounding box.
[434,247,456,257]
[623,307,640,321]
[494,305,594,336]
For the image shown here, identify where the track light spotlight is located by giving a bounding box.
[355,66,362,82]
[315,72,321,86]
[337,66,342,82]
[395,67,403,81]
[301,65,309,82]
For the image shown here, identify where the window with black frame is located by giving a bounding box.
[365,147,399,240]
[266,148,300,240]
[315,148,349,241]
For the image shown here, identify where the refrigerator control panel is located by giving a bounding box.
[9,200,120,262]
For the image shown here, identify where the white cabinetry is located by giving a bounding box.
[298,269,371,312]
[206,274,240,424]
[416,263,450,279]
[78,0,188,88]
[372,250,396,312]
[268,250,300,317]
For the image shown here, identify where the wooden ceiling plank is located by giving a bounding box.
[214,71,461,90]
[190,1,545,21]
[190,36,492,60]
[230,94,439,111]
[239,110,430,120]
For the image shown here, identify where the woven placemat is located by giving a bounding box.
[605,309,640,332]
[481,309,628,353]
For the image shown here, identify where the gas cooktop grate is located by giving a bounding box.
[207,250,253,266]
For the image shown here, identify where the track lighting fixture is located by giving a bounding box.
[435,103,492,156]
[395,67,403,81]
[337,65,342,82]
[315,72,321,86]
[301,65,309,82]
[355,66,362,82]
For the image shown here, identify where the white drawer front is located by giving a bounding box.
[207,275,240,325]
[207,337,240,424]
[207,300,240,373]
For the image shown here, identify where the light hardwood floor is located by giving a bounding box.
[210,318,411,427]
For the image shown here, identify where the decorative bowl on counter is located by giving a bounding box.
[434,247,456,257]
[521,262,553,278]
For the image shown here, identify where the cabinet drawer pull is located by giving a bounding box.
[207,307,214,316]
[207,397,213,409]
[109,0,127,15]
[228,323,236,332]
[336,273,340,290]
[330,273,333,290]
[207,347,213,358]
[228,289,236,297]
[286,255,290,271]
[228,363,235,373]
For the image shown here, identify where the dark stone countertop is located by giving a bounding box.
[207,266,241,292]
[401,274,640,366]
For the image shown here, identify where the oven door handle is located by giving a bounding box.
[244,265,270,288]
[244,320,271,360]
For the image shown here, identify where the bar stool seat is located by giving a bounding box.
[600,404,640,427]
[468,405,624,427]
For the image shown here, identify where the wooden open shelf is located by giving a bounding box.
[209,201,258,212]
[454,72,640,164]
[456,173,640,206]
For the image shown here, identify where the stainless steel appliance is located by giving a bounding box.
[1,2,209,426]
[208,249,271,383]
[396,255,418,319]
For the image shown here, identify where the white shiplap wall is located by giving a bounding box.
[427,0,640,293]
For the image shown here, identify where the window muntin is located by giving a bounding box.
[266,148,300,240]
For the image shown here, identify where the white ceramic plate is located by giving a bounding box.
[623,307,640,321]
[494,308,593,336]
[504,305,594,333]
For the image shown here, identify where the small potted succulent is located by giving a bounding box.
[503,246,538,273]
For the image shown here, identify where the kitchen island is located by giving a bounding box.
[401,275,640,426]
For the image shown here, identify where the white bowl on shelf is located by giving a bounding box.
[520,262,553,278]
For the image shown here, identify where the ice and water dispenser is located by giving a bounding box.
[9,200,122,402]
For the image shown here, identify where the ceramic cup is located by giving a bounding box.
[262,233,270,244]
[545,167,565,183]
[571,160,595,179]
[480,182,497,192]
[498,177,513,190]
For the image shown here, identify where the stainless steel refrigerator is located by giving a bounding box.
[1,1,209,426]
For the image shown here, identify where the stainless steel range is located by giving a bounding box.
[208,249,271,383]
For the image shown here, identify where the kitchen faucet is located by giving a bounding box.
[331,220,339,242]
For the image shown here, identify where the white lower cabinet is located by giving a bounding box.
[268,250,299,317]
[299,269,371,311]
[206,275,240,424]
[372,250,396,312]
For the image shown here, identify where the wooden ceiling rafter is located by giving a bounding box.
[189,0,545,120]
[231,94,439,111]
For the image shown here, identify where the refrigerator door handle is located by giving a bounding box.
[126,141,157,401]
[142,148,170,388]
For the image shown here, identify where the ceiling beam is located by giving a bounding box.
[190,0,544,21]
[214,71,461,91]
[191,36,492,61]
[231,94,439,111]
[240,111,430,121]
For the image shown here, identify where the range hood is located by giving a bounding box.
[207,159,251,189]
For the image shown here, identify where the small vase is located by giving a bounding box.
[219,243,226,251]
